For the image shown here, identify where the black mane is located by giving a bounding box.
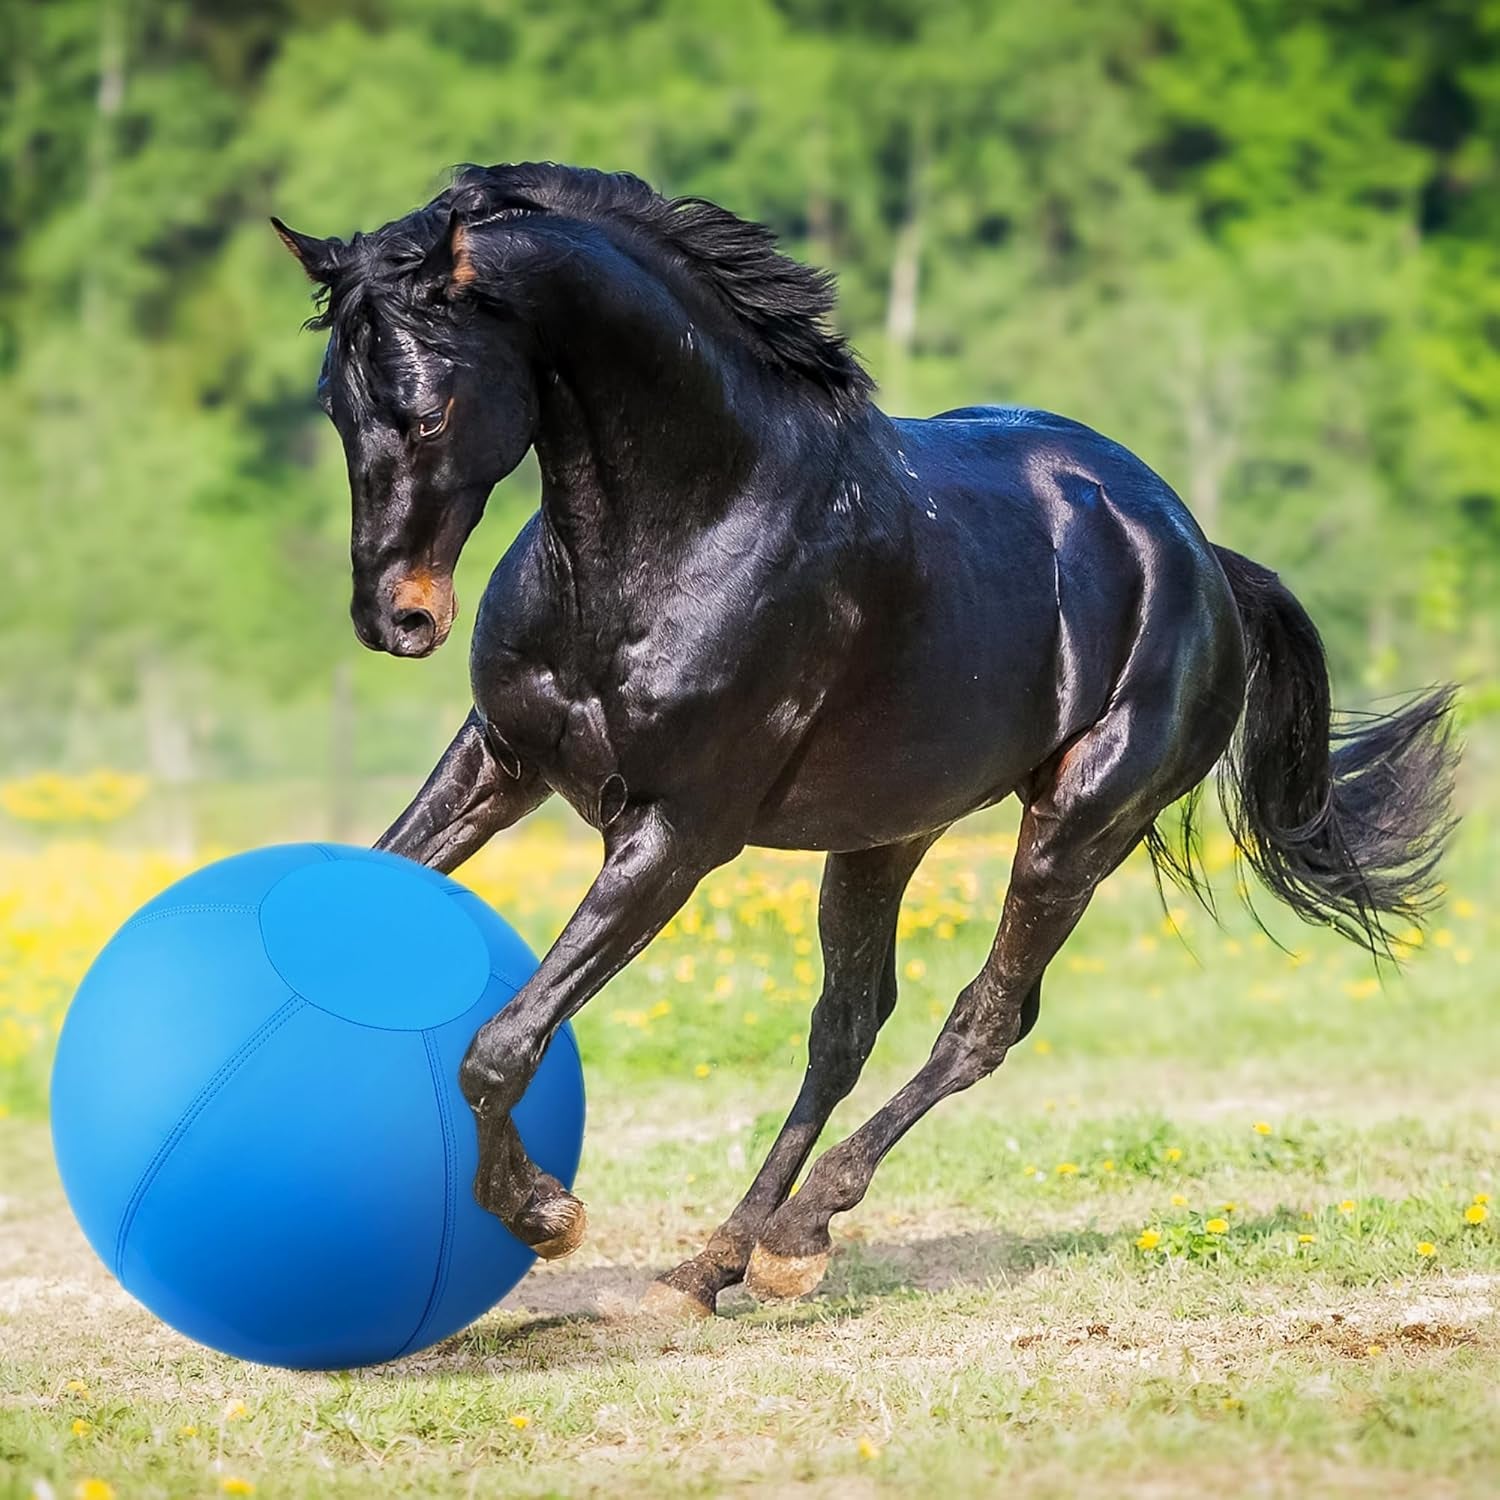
[311,162,873,416]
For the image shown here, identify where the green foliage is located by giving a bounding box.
[2,0,1497,782]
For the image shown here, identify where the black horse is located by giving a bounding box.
[274,163,1457,1317]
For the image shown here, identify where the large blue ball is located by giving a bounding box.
[50,843,584,1370]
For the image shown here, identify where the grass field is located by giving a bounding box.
[2,807,1498,1498]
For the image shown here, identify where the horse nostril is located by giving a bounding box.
[391,607,437,655]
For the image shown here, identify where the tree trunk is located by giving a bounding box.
[328,659,358,842]
[883,118,929,413]
[139,653,195,858]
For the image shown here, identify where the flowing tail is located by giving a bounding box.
[1159,547,1460,954]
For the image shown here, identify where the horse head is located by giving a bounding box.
[273,205,538,658]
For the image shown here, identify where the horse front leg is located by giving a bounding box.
[460,804,737,1256]
[376,708,551,872]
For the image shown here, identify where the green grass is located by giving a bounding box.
[2,810,1498,1497]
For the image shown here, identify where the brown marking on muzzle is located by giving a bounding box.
[392,569,456,638]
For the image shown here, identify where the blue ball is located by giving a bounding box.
[50,843,584,1370]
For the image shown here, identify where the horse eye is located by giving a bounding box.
[415,406,448,440]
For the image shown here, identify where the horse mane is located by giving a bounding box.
[311,162,873,417]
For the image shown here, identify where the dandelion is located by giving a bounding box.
[71,1418,93,1437]
[1135,1229,1161,1250]
[1474,1193,1491,1206]
[1100,1159,1115,1173]
[1022,1164,1037,1177]
[1298,1233,1316,1245]
[509,1413,531,1429]
[1252,1121,1273,1135]
[74,1481,114,1500]
[856,1436,882,1461]
[742,1010,760,1026]
[223,1399,248,1422]
[648,999,671,1019]
[1055,1162,1079,1177]
[1205,1217,1229,1235]
[63,1380,90,1397]
[220,1480,255,1496]
[1032,1038,1053,1055]
[177,1424,198,1438]
[1170,1193,1188,1207]
[1338,1200,1357,1214]
[1417,1242,1437,1257]
[693,1063,712,1079]
[1164,1146,1182,1162]
[903,958,926,980]
[1464,1204,1488,1225]
[1221,1201,1238,1214]
[1365,1344,1384,1357]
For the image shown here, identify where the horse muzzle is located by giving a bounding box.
[352,569,457,658]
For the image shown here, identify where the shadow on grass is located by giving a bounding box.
[382,1224,1117,1376]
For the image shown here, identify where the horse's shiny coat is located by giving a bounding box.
[277,164,1456,1313]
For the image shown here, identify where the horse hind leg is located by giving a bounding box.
[642,832,941,1319]
[743,686,1226,1303]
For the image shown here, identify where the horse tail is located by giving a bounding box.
[1206,546,1459,954]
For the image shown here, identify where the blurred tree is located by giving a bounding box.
[0,0,1495,795]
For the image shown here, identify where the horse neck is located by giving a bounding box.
[520,234,823,576]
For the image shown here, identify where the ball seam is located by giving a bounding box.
[396,1028,458,1358]
[120,903,259,934]
[112,993,306,1280]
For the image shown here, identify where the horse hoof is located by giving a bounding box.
[640,1278,715,1321]
[526,1192,588,1260]
[744,1242,829,1302]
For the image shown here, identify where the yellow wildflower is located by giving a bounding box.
[221,1480,255,1496]
[1221,1201,1238,1214]
[1298,1233,1316,1245]
[856,1436,882,1461]
[1338,1200,1357,1214]
[71,1418,93,1437]
[223,1399,248,1421]
[1252,1121,1272,1135]
[693,1063,711,1078]
[1464,1204,1488,1225]
[1417,1242,1437,1257]
[1100,1158,1115,1173]
[1055,1162,1079,1176]
[1164,1146,1182,1162]
[1022,1164,1037,1177]
[177,1424,199,1438]
[1474,1193,1491,1206]
[74,1481,114,1500]
[1205,1217,1229,1235]
[1170,1194,1188,1207]
[1365,1344,1384,1357]
[509,1413,531,1429]
[1135,1229,1161,1250]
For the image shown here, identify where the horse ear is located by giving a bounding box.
[418,210,478,297]
[270,217,343,284]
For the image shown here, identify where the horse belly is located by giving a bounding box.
[748,621,1061,852]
